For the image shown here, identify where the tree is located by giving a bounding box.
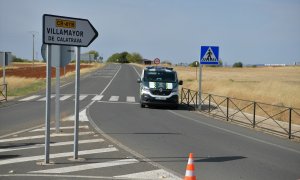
[88,50,99,59]
[107,52,143,63]
[130,52,143,63]
[119,51,129,63]
[161,60,172,65]
[189,61,199,67]
[107,53,121,63]
[233,61,243,68]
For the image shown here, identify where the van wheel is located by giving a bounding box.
[141,103,145,108]
[171,104,178,110]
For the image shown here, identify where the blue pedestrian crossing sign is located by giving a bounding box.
[200,46,219,64]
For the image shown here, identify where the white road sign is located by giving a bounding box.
[41,44,75,67]
[43,14,98,47]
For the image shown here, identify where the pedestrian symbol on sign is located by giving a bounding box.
[202,47,217,62]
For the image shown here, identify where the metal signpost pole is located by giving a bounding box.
[196,62,198,80]
[43,14,98,161]
[199,46,219,110]
[45,45,51,164]
[2,53,5,86]
[74,46,80,159]
[55,66,60,133]
[198,64,202,110]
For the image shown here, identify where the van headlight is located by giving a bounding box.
[142,86,150,92]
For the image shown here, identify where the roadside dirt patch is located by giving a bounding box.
[0,63,93,78]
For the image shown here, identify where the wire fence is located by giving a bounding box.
[0,84,7,102]
[180,88,300,139]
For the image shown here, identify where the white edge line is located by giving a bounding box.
[168,110,300,155]
[98,101,139,105]
[86,107,183,179]
[0,124,44,139]
[0,132,93,143]
[30,125,89,132]
[0,148,118,166]
[132,65,141,77]
[30,159,139,174]
[84,64,122,110]
[0,174,152,180]
[99,65,122,96]
[60,81,73,88]
[0,66,106,138]
[0,139,104,153]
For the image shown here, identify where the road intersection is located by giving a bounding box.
[1,63,299,179]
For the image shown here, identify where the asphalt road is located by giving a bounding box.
[0,65,115,136]
[0,63,299,180]
[88,64,300,180]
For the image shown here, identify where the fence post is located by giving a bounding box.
[5,84,7,101]
[196,91,198,110]
[181,88,183,104]
[289,108,292,139]
[208,94,211,113]
[187,89,190,106]
[253,102,256,128]
[226,97,229,121]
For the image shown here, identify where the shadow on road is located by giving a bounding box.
[0,154,20,160]
[147,104,193,111]
[78,156,247,163]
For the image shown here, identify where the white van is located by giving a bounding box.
[137,66,183,108]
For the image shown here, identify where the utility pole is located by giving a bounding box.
[29,31,38,69]
[33,33,35,67]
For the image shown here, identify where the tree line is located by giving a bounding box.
[107,52,143,63]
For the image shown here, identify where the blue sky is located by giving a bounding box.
[0,0,299,65]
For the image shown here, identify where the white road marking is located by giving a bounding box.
[168,110,300,155]
[73,95,88,101]
[59,82,73,88]
[60,95,72,101]
[38,95,55,101]
[0,147,118,166]
[98,101,139,105]
[76,65,122,112]
[91,95,103,101]
[132,65,141,77]
[0,124,44,139]
[29,125,89,132]
[109,96,119,102]
[63,109,89,122]
[31,159,138,174]
[19,95,40,101]
[0,132,92,143]
[0,174,133,179]
[126,96,135,103]
[115,169,181,180]
[0,139,104,153]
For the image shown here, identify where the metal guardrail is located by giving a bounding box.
[0,84,7,102]
[180,88,300,139]
[180,88,198,110]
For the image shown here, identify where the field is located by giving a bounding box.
[175,66,300,109]
[0,62,103,98]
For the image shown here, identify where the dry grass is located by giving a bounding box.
[5,76,45,97]
[3,63,104,98]
[175,66,300,109]
[63,63,104,77]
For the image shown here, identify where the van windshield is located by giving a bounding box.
[143,70,176,83]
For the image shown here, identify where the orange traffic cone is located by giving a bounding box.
[184,153,196,180]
